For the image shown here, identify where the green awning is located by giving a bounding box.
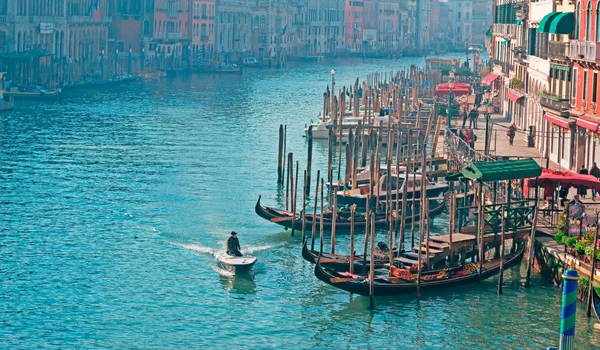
[486,26,493,44]
[500,39,509,46]
[549,12,575,34]
[461,158,542,182]
[539,12,561,33]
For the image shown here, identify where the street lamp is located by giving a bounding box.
[331,69,335,117]
[115,48,119,76]
[447,67,455,129]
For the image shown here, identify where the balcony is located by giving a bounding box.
[166,32,181,40]
[548,41,569,61]
[492,23,517,38]
[540,92,570,117]
[569,40,600,62]
[200,35,209,42]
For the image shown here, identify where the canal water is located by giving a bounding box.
[2,57,600,348]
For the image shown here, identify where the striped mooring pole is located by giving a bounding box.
[559,261,580,350]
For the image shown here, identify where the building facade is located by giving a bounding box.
[345,0,363,52]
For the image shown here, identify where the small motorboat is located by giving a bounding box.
[216,253,257,274]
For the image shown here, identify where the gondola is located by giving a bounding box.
[314,246,525,296]
[592,285,600,322]
[301,238,391,272]
[254,195,446,230]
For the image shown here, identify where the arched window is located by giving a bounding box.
[577,2,581,39]
[143,18,150,36]
[587,1,592,41]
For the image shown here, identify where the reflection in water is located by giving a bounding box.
[219,272,257,295]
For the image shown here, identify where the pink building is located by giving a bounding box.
[345,0,364,52]
[153,0,190,69]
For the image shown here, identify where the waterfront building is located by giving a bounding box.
[251,0,299,62]
[345,0,363,53]
[416,0,431,51]
[447,0,473,51]
[377,0,401,53]
[109,0,154,74]
[530,0,573,168]
[306,0,345,56]
[429,0,449,53]
[569,0,600,169]
[191,0,216,64]
[152,0,190,70]
[216,0,255,58]
[361,0,377,53]
[471,0,492,47]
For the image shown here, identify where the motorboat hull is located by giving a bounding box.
[216,254,257,274]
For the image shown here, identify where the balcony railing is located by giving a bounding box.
[548,41,569,60]
[492,23,517,38]
[200,35,209,42]
[569,40,600,62]
[167,32,181,40]
[539,92,570,116]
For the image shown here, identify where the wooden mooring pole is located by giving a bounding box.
[301,170,307,243]
[311,170,320,251]
[277,124,284,184]
[586,217,599,317]
[291,160,299,236]
[307,125,313,193]
[369,211,375,309]
[498,206,506,294]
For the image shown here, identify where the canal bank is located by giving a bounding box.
[2,58,600,348]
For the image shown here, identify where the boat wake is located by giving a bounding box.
[170,242,219,257]
[211,265,235,277]
[243,244,275,254]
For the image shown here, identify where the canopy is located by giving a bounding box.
[528,168,600,191]
[462,158,542,182]
[481,73,499,85]
[508,89,524,103]
[549,12,575,34]
[539,12,561,33]
[434,82,471,96]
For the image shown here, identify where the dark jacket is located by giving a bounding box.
[590,165,600,178]
[227,236,241,255]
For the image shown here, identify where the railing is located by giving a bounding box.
[548,41,569,60]
[200,35,209,42]
[569,40,600,62]
[168,10,178,19]
[166,32,181,40]
[539,92,570,116]
[492,23,517,38]
[456,201,534,235]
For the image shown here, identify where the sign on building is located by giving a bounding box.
[40,23,54,34]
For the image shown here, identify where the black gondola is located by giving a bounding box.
[301,238,391,272]
[314,246,525,296]
[592,285,600,322]
[254,195,446,230]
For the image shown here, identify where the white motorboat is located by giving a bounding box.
[216,253,257,274]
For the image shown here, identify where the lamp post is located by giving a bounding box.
[100,46,105,79]
[331,69,335,116]
[115,48,119,76]
[128,42,132,75]
[141,46,145,72]
[483,90,494,157]
[447,67,455,129]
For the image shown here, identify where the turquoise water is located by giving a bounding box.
[2,57,600,348]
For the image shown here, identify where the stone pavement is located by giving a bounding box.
[444,112,600,215]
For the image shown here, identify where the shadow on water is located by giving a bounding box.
[217,270,258,295]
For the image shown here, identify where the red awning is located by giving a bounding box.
[507,89,524,103]
[481,73,499,85]
[528,168,600,191]
[434,82,471,96]
[576,117,600,132]
[545,114,571,129]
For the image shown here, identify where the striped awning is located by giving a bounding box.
[576,117,600,132]
[539,12,561,33]
[508,89,524,103]
[481,73,499,85]
[549,12,575,34]
[545,114,571,129]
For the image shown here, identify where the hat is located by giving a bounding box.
[231,231,237,235]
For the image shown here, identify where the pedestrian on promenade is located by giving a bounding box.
[579,164,589,198]
[468,108,478,129]
[461,109,468,128]
[469,129,476,149]
[590,162,600,200]
[508,123,516,146]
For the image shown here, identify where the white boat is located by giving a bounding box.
[216,253,257,274]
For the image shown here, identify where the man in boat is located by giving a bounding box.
[227,231,243,257]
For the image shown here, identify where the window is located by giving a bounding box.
[594,72,598,103]
[597,6,600,42]
[573,68,578,98]
[587,2,592,41]
[584,71,588,100]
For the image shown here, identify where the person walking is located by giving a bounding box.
[579,164,589,198]
[590,162,600,200]
[468,108,478,129]
[508,123,517,146]
[461,109,468,128]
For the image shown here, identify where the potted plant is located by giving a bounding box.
[566,237,578,256]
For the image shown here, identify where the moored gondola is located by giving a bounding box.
[301,238,391,272]
[592,285,600,322]
[255,195,446,230]
[314,246,525,296]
